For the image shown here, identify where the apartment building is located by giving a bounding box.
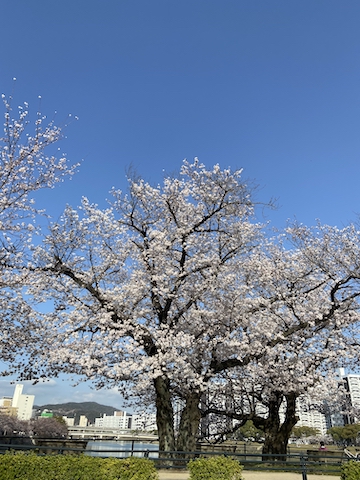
[0,385,35,421]
[95,411,131,429]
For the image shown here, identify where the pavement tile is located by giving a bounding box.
[157,469,340,480]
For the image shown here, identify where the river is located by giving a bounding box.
[85,440,159,458]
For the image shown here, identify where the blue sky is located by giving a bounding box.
[1,0,360,408]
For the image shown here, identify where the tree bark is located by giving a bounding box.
[154,376,176,453]
[260,392,299,460]
[176,391,202,453]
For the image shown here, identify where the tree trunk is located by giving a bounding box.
[154,376,176,453]
[176,391,202,453]
[279,392,298,450]
[261,392,299,460]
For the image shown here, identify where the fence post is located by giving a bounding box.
[300,454,308,480]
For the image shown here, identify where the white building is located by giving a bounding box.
[11,384,34,421]
[63,416,75,427]
[131,412,157,431]
[95,411,131,429]
[338,371,360,423]
[294,396,329,435]
[94,411,156,431]
[78,415,88,427]
[344,375,360,408]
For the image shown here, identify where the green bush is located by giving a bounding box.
[0,452,159,480]
[341,460,360,480]
[99,457,159,480]
[188,455,243,480]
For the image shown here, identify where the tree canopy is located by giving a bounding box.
[3,160,357,453]
[1,103,360,455]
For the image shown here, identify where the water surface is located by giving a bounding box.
[86,439,159,458]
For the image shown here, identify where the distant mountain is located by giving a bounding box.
[34,401,121,424]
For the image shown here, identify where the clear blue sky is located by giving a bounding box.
[1,0,360,408]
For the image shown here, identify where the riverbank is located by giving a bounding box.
[157,469,340,480]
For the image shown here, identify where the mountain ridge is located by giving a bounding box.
[34,401,122,424]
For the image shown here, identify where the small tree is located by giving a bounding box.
[236,421,264,442]
[328,424,360,446]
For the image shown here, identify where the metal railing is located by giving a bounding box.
[0,439,347,479]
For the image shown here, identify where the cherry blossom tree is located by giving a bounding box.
[0,92,76,366]
[201,225,360,455]
[0,414,68,438]
[30,417,68,438]
[0,413,29,436]
[23,160,266,453]
[9,161,360,455]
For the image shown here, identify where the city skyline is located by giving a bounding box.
[0,379,125,409]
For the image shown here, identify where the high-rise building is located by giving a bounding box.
[294,397,330,435]
[11,384,34,421]
[338,372,360,423]
[344,375,360,408]
[78,415,88,427]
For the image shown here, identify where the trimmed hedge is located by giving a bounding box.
[0,452,159,479]
[187,455,244,480]
[341,460,360,480]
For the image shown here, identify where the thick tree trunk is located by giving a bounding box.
[280,392,298,450]
[261,392,299,460]
[176,391,202,453]
[154,376,176,453]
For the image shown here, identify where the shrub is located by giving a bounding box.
[188,455,243,480]
[0,452,159,479]
[341,460,360,480]
[99,457,159,480]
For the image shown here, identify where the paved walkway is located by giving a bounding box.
[157,469,340,480]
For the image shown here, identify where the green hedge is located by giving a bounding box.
[341,460,360,480]
[0,452,159,480]
[187,455,243,480]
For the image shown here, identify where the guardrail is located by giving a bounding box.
[0,440,348,479]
